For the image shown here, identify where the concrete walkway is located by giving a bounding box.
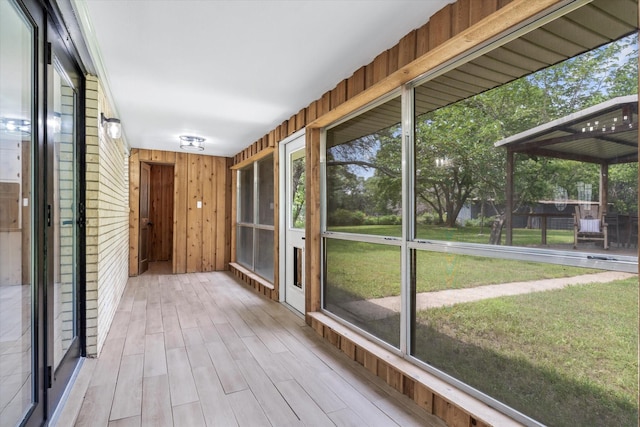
[340,271,637,321]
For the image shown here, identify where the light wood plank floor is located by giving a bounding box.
[65,263,445,427]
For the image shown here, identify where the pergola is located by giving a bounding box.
[495,94,638,246]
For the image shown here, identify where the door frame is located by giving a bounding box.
[278,129,306,312]
[46,8,86,419]
[138,162,151,274]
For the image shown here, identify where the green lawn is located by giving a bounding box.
[328,223,575,246]
[414,278,639,426]
[325,233,597,301]
[323,224,637,425]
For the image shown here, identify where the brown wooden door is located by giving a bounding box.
[139,162,151,274]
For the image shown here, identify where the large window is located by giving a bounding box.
[237,155,274,281]
[323,3,638,425]
[325,94,403,347]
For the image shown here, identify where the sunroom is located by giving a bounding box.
[1,0,637,426]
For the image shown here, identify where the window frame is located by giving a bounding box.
[236,155,275,281]
[320,2,638,424]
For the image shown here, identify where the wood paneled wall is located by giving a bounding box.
[149,164,174,262]
[129,149,232,276]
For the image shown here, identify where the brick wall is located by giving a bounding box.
[85,75,130,356]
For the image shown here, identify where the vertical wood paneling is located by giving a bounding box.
[428,4,453,50]
[202,156,215,271]
[307,101,318,123]
[372,51,389,85]
[416,23,430,57]
[470,0,499,25]
[187,154,202,273]
[387,45,400,75]
[330,80,347,110]
[347,66,366,99]
[129,150,140,276]
[296,109,306,132]
[452,0,471,36]
[305,129,322,321]
[320,93,331,117]
[288,114,297,136]
[127,153,237,276]
[230,169,237,264]
[21,141,31,284]
[139,149,151,162]
[398,30,417,68]
[174,153,188,273]
[414,383,434,413]
[216,158,231,270]
[163,166,174,260]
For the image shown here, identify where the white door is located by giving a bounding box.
[283,133,306,313]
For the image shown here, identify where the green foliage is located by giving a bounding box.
[609,163,639,213]
[417,212,441,225]
[463,215,498,228]
[326,34,638,226]
[328,208,366,226]
[363,214,401,225]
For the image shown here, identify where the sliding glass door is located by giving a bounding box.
[47,39,84,414]
[0,1,43,425]
[0,1,84,425]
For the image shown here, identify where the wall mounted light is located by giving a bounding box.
[180,135,205,151]
[101,113,122,139]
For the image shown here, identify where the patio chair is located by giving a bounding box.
[573,205,608,250]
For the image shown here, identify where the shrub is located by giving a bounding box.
[465,215,498,227]
[329,208,366,226]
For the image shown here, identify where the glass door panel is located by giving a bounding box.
[0,0,35,425]
[285,134,306,313]
[51,64,77,371]
[47,43,82,415]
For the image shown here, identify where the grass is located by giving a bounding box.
[325,236,598,301]
[328,223,575,246]
[414,278,639,426]
[323,224,637,425]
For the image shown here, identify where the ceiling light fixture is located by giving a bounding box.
[101,113,122,139]
[0,117,31,134]
[180,135,205,151]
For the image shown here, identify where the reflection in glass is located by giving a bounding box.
[52,66,77,370]
[255,229,274,281]
[326,96,402,232]
[411,250,638,426]
[257,157,274,226]
[0,0,34,424]
[290,149,305,229]
[412,34,638,256]
[237,225,253,268]
[324,239,401,348]
[236,155,275,282]
[238,166,254,224]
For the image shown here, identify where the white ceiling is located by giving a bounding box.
[73,0,450,157]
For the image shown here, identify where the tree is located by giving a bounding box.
[324,33,638,229]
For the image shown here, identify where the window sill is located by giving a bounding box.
[308,311,522,427]
[228,262,274,290]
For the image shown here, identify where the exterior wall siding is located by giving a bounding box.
[85,75,130,356]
